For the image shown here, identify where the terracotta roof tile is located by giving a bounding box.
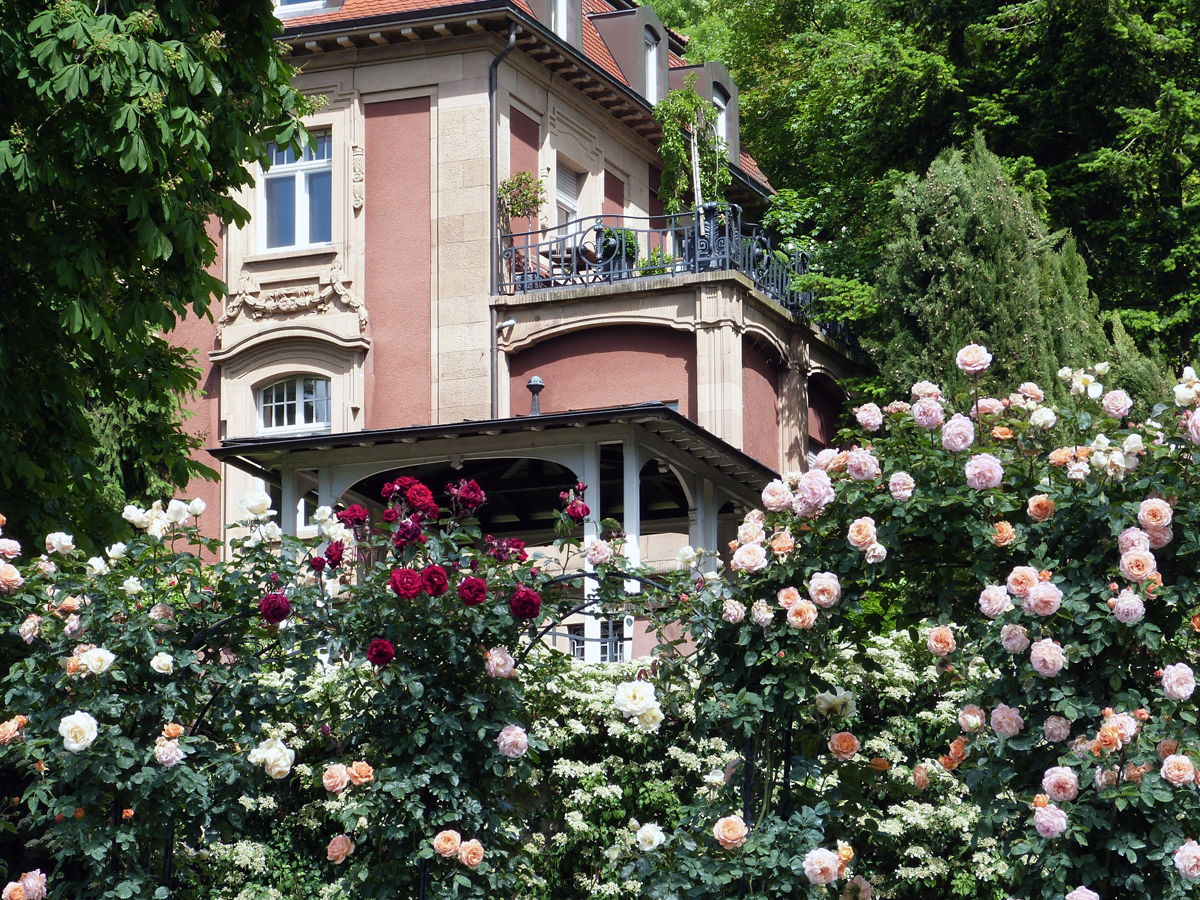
[738,149,773,192]
[668,50,686,68]
[280,0,533,30]
[580,0,627,84]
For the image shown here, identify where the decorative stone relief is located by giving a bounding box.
[351,144,365,211]
[217,259,369,335]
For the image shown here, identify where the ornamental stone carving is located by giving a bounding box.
[217,259,368,335]
[351,144,365,211]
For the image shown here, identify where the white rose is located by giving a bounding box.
[123,577,144,595]
[636,704,665,733]
[248,737,295,779]
[187,498,207,517]
[165,499,190,525]
[85,557,109,577]
[59,711,99,753]
[703,769,725,786]
[155,737,187,768]
[1094,361,1110,375]
[106,542,127,560]
[614,681,658,717]
[761,480,793,512]
[146,517,168,540]
[814,688,856,719]
[1175,383,1198,407]
[1057,367,1073,381]
[260,522,284,543]
[312,505,333,524]
[45,532,75,555]
[730,543,769,572]
[79,647,116,675]
[1123,434,1145,454]
[585,539,613,566]
[1088,381,1103,399]
[676,545,698,568]
[864,543,887,564]
[636,823,666,852]
[1029,407,1057,429]
[150,652,175,675]
[240,490,275,520]
[122,505,150,528]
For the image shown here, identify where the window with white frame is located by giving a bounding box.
[262,132,332,250]
[600,619,625,663]
[644,28,660,105]
[274,0,327,16]
[567,623,585,659]
[556,164,582,229]
[258,376,332,435]
[713,85,729,147]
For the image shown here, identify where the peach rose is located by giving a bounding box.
[485,646,516,679]
[722,599,747,624]
[1043,716,1072,742]
[787,599,818,630]
[1159,738,1180,758]
[162,723,184,740]
[991,426,1014,440]
[1023,582,1063,617]
[990,704,1024,738]
[1147,526,1173,549]
[1042,766,1079,802]
[1095,725,1122,754]
[955,343,992,374]
[1030,639,1066,677]
[803,847,840,884]
[0,721,20,746]
[1048,447,1074,466]
[911,380,942,400]
[348,760,374,785]
[1104,712,1139,745]
[828,731,860,761]
[1001,623,1030,653]
[458,839,484,868]
[1006,566,1039,598]
[497,725,529,759]
[1027,494,1055,523]
[2,884,27,900]
[847,517,877,551]
[761,479,794,512]
[1124,762,1152,784]
[1119,527,1151,553]
[992,521,1016,547]
[927,625,955,657]
[322,763,350,793]
[958,705,986,732]
[1138,497,1173,530]
[713,815,748,849]
[0,563,23,594]
[972,397,1005,418]
[327,834,354,864]
[1162,663,1196,701]
[913,765,930,790]
[978,585,1012,619]
[730,542,769,573]
[433,829,461,857]
[1119,549,1157,583]
[868,757,889,772]
[1019,382,1045,401]
[1162,754,1196,787]
[770,530,795,556]
[777,586,801,609]
[808,572,841,609]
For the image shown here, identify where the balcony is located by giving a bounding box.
[499,202,811,313]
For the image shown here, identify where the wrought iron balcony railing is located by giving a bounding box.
[499,202,813,314]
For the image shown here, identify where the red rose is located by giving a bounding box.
[396,476,418,492]
[392,518,424,549]
[259,592,291,624]
[390,568,422,599]
[458,577,488,607]
[380,481,400,501]
[422,565,449,596]
[509,585,542,619]
[566,499,590,523]
[310,557,326,573]
[367,638,395,667]
[337,504,370,526]
[325,541,345,569]
[382,508,400,523]
[405,483,439,517]
[447,479,487,511]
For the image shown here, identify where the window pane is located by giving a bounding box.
[266,176,296,248]
[308,170,332,244]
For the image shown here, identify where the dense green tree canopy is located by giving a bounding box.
[0,1,308,548]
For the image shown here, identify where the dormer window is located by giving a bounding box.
[644,27,660,105]
[259,376,332,436]
[713,85,729,147]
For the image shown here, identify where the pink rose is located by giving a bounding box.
[847,517,877,551]
[1162,662,1196,701]
[864,542,887,564]
[1101,389,1133,419]
[497,724,528,758]
[1147,526,1173,549]
[0,563,23,594]
[970,397,1005,418]
[1094,765,1118,790]
[1119,549,1157,583]
[1001,624,1030,653]
[1111,589,1144,624]
[978,585,1012,619]
[941,414,975,452]
[911,380,942,400]
[802,847,840,884]
[1030,638,1066,677]
[0,539,20,560]
[327,834,355,864]
[713,815,748,849]
[1104,712,1139,745]
[585,539,613,566]
[1042,766,1079,802]
[1034,803,1068,838]
[761,480,793,512]
[1026,494,1055,523]
[18,615,41,644]
[792,470,836,517]
[777,587,801,609]
[323,763,350,793]
[1161,754,1196,787]
[154,737,186,768]
[1065,888,1099,900]
[842,874,873,899]
[1118,527,1151,553]
[958,704,986,732]
[751,600,773,627]
[812,449,840,471]
[912,398,945,429]
[964,453,1004,490]
[730,543,769,573]
[1175,840,1200,881]
[722,599,746,624]
[485,646,516,679]
[20,872,46,900]
[845,448,882,481]
[1189,412,1200,445]
[927,625,956,657]
[808,572,841,609]
[1019,382,1044,401]
[990,703,1025,737]
[1022,582,1063,617]
[883,400,911,415]
[787,600,818,630]
[955,343,992,374]
[855,403,883,432]
[1043,716,1072,742]
[1138,497,1173,530]
[889,472,915,502]
[1006,566,1040,599]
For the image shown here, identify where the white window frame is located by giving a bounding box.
[257,132,333,251]
[556,164,582,230]
[274,0,327,16]
[551,0,569,40]
[644,28,660,105]
[713,85,729,147]
[599,619,625,663]
[257,375,333,437]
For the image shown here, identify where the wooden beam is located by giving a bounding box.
[336,35,356,49]
[433,22,452,36]
[466,19,485,32]
[400,27,419,41]
[304,40,324,53]
[369,32,389,45]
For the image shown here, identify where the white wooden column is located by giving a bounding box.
[689,477,719,572]
[621,439,642,660]
[581,442,602,663]
[280,465,299,536]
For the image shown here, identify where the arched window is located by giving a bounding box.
[258,376,332,435]
[644,27,660,104]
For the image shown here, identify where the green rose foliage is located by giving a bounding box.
[635,354,1200,899]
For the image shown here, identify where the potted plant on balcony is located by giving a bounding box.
[498,172,547,289]
[599,226,639,277]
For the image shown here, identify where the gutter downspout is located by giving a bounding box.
[490,21,519,420]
